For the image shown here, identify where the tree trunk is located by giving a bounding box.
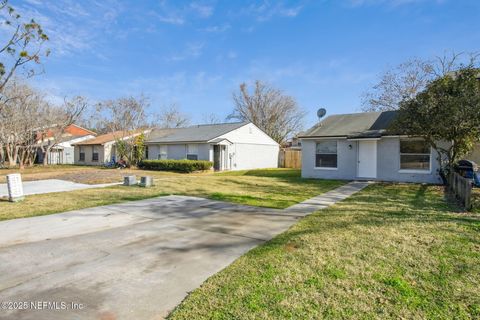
[0,144,4,167]
[43,147,49,166]
[18,148,26,169]
[27,151,36,166]
[6,144,18,167]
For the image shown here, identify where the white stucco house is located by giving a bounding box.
[145,122,279,171]
[299,111,447,184]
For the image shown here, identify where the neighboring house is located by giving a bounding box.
[466,144,480,164]
[283,134,303,150]
[299,111,448,184]
[145,122,279,171]
[35,124,96,165]
[73,130,146,165]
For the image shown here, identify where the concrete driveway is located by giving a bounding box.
[0,182,369,320]
[0,195,303,320]
[0,179,119,198]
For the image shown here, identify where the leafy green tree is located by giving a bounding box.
[115,139,128,164]
[132,133,145,166]
[115,133,145,167]
[0,1,49,94]
[392,67,480,179]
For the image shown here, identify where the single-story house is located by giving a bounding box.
[299,111,448,184]
[145,122,279,171]
[35,124,96,165]
[73,130,147,165]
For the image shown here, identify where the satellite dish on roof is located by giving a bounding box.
[317,108,327,120]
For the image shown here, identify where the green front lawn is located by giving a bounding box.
[0,169,344,220]
[169,183,480,319]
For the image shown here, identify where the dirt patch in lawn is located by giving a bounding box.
[0,165,180,184]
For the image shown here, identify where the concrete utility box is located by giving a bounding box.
[6,173,24,202]
[124,175,137,186]
[139,176,153,188]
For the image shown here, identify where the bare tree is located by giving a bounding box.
[201,112,223,124]
[0,80,48,167]
[362,51,480,111]
[96,95,150,165]
[158,104,190,128]
[229,80,305,144]
[0,1,49,96]
[96,95,149,133]
[37,96,88,165]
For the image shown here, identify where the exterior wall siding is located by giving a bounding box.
[217,123,278,146]
[74,144,105,165]
[147,143,211,161]
[219,123,279,170]
[230,143,279,170]
[301,139,357,180]
[301,137,445,184]
[63,146,74,164]
[376,137,442,184]
[146,142,278,171]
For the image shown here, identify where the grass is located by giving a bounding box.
[168,183,480,320]
[0,168,344,220]
[0,164,179,184]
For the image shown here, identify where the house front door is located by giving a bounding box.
[213,145,221,171]
[357,140,377,179]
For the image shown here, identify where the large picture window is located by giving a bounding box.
[315,141,337,168]
[400,139,430,171]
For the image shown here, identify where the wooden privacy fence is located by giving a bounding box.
[448,172,473,210]
[279,148,302,168]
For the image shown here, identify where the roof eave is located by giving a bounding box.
[298,135,347,140]
[145,140,209,144]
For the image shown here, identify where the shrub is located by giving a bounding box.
[138,159,213,173]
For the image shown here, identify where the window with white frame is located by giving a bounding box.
[158,145,168,160]
[186,144,198,160]
[79,146,85,162]
[399,139,430,171]
[315,141,337,168]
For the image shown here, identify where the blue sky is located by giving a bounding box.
[13,0,480,128]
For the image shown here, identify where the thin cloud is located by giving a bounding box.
[201,24,231,33]
[151,1,215,26]
[13,0,123,56]
[155,13,185,25]
[168,42,205,62]
[244,1,304,22]
[347,0,446,7]
[190,2,214,18]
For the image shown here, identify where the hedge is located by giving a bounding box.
[138,159,213,173]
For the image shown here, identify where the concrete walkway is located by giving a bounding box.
[0,181,369,320]
[0,179,120,197]
[286,181,372,214]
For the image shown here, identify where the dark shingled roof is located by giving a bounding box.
[146,122,248,143]
[300,111,398,139]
